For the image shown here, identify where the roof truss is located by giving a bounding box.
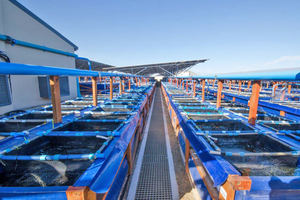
[102,59,208,76]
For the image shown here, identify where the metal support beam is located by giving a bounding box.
[158,66,174,76]
[135,67,148,75]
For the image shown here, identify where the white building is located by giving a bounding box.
[177,70,199,77]
[0,0,78,114]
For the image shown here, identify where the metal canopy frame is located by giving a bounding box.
[102,59,208,76]
[76,59,115,71]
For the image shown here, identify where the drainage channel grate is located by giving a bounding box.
[135,89,172,200]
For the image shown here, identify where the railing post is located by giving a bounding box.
[50,76,62,123]
[238,80,242,92]
[248,81,261,125]
[229,80,232,91]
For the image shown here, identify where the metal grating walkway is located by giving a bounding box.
[128,84,178,200]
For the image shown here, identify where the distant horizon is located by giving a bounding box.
[17,0,300,75]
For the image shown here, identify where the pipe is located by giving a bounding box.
[0,34,78,58]
[0,154,103,161]
[271,83,287,102]
[0,62,99,77]
[77,57,91,70]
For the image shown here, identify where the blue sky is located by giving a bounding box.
[18,0,300,74]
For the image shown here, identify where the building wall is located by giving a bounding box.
[0,0,77,114]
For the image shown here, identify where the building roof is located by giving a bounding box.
[102,59,208,76]
[75,59,115,71]
[9,0,78,51]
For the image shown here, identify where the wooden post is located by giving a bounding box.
[135,77,138,86]
[247,81,251,89]
[126,140,133,174]
[239,81,242,92]
[128,79,131,90]
[193,80,196,97]
[92,77,98,106]
[186,81,188,92]
[50,76,62,123]
[229,80,232,91]
[119,78,122,95]
[176,79,178,88]
[216,80,224,109]
[288,84,292,94]
[219,175,251,200]
[110,77,113,100]
[202,79,205,102]
[179,79,181,88]
[66,186,96,200]
[122,79,125,92]
[185,138,190,173]
[248,81,261,125]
